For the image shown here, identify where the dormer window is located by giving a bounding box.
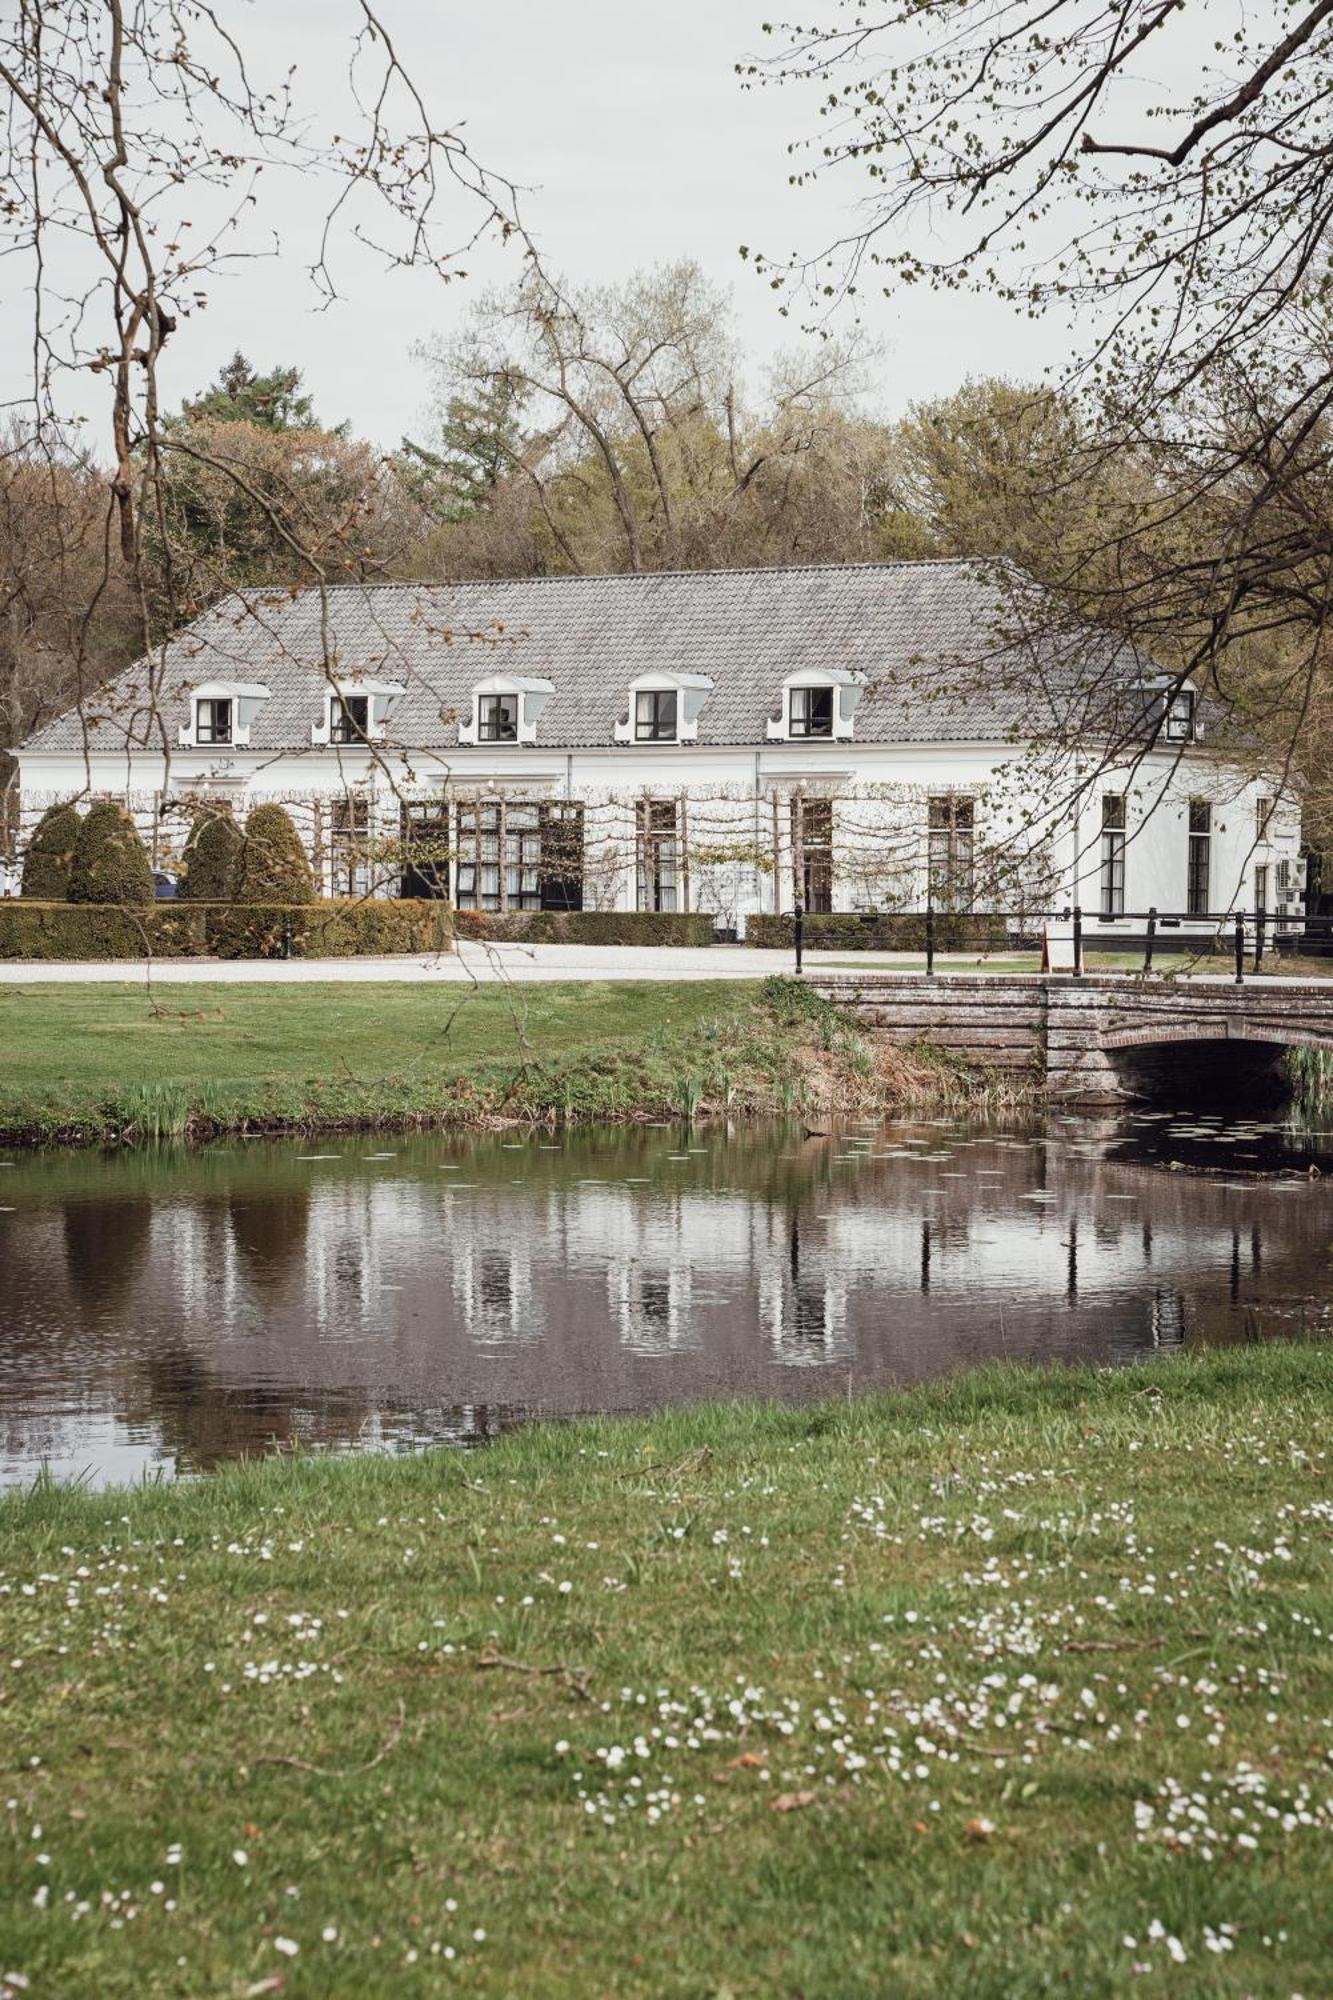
[330,694,369,744]
[479,693,519,742]
[196,697,233,746]
[311,679,404,747]
[179,681,270,750]
[1165,688,1196,743]
[636,689,678,743]
[458,676,553,748]
[789,687,834,739]
[767,666,863,743]
[614,672,713,745]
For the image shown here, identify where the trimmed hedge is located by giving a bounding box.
[0,901,453,962]
[452,909,716,946]
[0,902,208,961]
[746,911,1011,951]
[209,901,453,960]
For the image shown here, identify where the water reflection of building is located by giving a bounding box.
[2,1126,1331,1486]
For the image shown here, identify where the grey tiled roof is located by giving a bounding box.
[21,559,1148,756]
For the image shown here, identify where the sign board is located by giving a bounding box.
[1041,924,1081,973]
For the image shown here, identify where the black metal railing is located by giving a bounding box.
[791,903,1329,985]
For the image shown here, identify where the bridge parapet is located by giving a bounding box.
[811,973,1333,1102]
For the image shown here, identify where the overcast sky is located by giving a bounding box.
[116,0,1068,447]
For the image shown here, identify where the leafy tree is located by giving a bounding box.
[179,806,242,901]
[232,804,314,904]
[750,3,1333,797]
[20,802,82,899]
[68,801,154,905]
[177,355,321,433]
[414,262,888,577]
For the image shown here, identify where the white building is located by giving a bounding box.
[13,559,1301,931]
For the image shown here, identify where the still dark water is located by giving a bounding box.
[2,1113,1331,1489]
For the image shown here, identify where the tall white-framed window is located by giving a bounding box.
[330,795,372,898]
[1186,799,1211,915]
[637,798,680,911]
[1100,794,1126,917]
[927,795,975,909]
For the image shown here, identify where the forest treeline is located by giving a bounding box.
[5,260,1330,841]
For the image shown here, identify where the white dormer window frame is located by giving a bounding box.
[613,671,714,746]
[1164,685,1197,743]
[766,667,864,743]
[310,678,405,747]
[179,681,271,750]
[457,675,555,748]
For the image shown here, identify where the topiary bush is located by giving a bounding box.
[20,803,83,900]
[180,807,242,901]
[232,804,314,905]
[67,801,155,906]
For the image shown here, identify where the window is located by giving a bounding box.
[635,689,678,742]
[455,801,541,913]
[792,797,833,913]
[1186,799,1211,916]
[638,799,680,912]
[1255,863,1269,919]
[1165,687,1196,742]
[477,693,519,743]
[330,796,371,899]
[1100,795,1126,918]
[789,686,834,739]
[195,697,233,746]
[330,694,370,745]
[537,803,585,912]
[1256,796,1273,837]
[399,802,449,899]
[927,796,975,909]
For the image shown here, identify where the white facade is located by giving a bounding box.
[13,729,1302,934]
[10,563,1303,931]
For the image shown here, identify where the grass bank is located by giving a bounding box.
[0,976,1021,1146]
[2,1344,1330,1996]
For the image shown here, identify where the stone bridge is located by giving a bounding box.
[812,972,1333,1102]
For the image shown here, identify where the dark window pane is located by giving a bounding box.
[478,694,519,742]
[331,695,370,744]
[635,689,678,741]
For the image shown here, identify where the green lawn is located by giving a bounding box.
[0,977,995,1143]
[1,1344,1329,1996]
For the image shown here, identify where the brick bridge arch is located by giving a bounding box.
[813,973,1333,1103]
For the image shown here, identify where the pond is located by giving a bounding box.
[1,1112,1331,1489]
